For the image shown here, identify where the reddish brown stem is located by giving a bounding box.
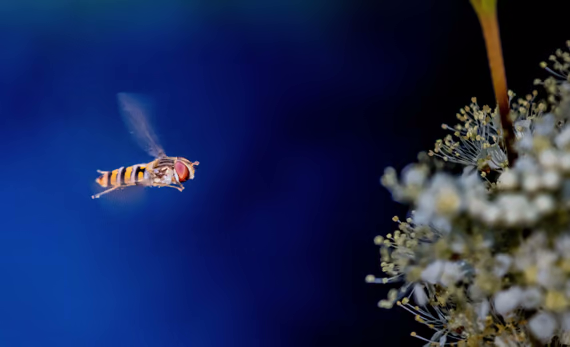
[471,0,517,166]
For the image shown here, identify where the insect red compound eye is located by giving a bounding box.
[175,161,189,182]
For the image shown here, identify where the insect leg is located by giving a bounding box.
[168,184,184,192]
[156,183,184,192]
[91,186,121,199]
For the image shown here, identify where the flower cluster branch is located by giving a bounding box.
[368,1,570,346]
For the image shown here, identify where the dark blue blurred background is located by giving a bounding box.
[0,1,567,346]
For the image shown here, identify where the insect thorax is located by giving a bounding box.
[148,157,177,185]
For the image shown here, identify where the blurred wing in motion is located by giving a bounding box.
[117,92,166,158]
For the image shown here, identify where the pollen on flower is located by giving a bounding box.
[373,235,383,245]
[429,98,508,172]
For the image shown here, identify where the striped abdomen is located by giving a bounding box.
[95,164,150,188]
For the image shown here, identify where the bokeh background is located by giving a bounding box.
[0,0,568,346]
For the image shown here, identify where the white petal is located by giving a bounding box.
[561,311,570,331]
[440,261,464,286]
[521,287,543,309]
[421,260,444,284]
[534,194,555,214]
[523,173,541,193]
[560,153,570,172]
[493,254,512,278]
[497,170,518,190]
[542,170,561,190]
[475,299,490,321]
[438,334,447,346]
[413,284,428,306]
[482,204,500,224]
[402,164,428,187]
[529,312,557,342]
[535,113,555,136]
[494,335,518,347]
[494,286,523,316]
[429,330,444,346]
[556,125,570,149]
[539,149,560,169]
[556,234,570,258]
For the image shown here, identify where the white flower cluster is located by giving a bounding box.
[369,42,570,346]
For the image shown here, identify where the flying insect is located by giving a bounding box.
[92,93,199,199]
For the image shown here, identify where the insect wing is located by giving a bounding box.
[117,92,166,158]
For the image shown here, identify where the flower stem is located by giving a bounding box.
[470,0,517,166]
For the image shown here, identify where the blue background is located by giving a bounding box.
[0,0,567,346]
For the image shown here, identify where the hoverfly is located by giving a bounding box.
[92,93,199,199]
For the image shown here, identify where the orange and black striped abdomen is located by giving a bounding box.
[95,164,148,188]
